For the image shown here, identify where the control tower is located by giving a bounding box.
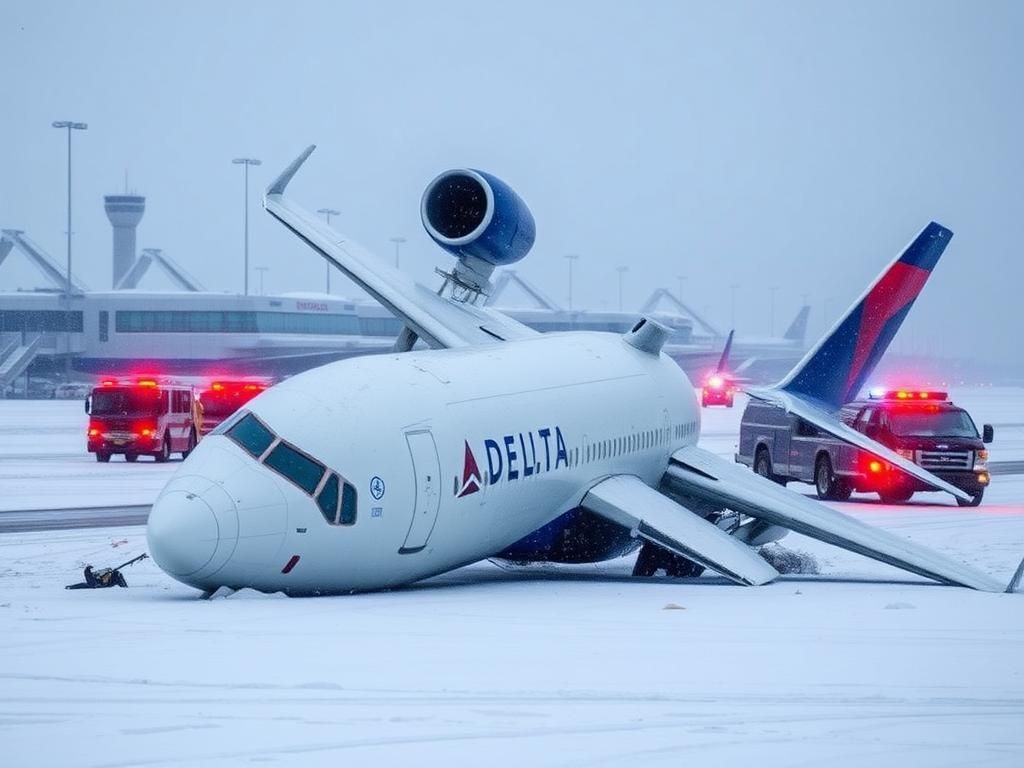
[104,194,145,288]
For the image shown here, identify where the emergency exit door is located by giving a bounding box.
[401,430,441,553]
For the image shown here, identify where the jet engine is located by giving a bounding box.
[421,169,535,295]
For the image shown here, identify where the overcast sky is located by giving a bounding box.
[2,1,1021,366]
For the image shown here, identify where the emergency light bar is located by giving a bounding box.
[868,388,948,401]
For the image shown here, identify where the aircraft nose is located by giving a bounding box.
[147,489,221,578]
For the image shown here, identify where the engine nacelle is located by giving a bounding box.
[421,169,536,270]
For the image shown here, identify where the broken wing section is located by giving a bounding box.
[582,475,779,586]
[665,446,1003,591]
[264,146,538,349]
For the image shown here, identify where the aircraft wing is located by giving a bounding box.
[748,388,973,503]
[263,146,538,349]
[663,445,1003,591]
[581,474,779,586]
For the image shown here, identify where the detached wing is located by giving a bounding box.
[263,146,537,349]
[664,446,1003,591]
[582,474,779,586]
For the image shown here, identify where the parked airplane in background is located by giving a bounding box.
[147,146,1011,596]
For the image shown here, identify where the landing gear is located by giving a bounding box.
[632,542,705,578]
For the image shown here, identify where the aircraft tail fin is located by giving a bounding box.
[715,330,734,373]
[775,222,952,410]
[783,306,810,343]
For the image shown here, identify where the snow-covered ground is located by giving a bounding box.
[1,392,1023,766]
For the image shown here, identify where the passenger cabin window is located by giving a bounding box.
[226,413,275,457]
[264,441,325,495]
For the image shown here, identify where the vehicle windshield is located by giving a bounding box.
[889,408,978,438]
[91,388,161,417]
[201,394,243,418]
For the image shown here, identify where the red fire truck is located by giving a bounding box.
[197,379,270,437]
[85,378,199,463]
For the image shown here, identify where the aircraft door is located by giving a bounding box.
[401,430,442,553]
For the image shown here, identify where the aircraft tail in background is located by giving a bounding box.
[783,305,810,343]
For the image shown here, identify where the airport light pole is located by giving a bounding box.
[254,266,269,296]
[317,208,340,293]
[616,266,629,311]
[52,120,87,369]
[564,253,580,310]
[676,274,687,299]
[390,236,407,269]
[232,157,261,296]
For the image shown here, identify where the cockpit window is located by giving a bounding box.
[226,413,275,457]
[264,441,325,495]
[340,482,357,525]
[317,474,339,524]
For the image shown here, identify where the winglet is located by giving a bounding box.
[266,145,317,197]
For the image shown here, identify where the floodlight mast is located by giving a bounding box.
[232,157,262,296]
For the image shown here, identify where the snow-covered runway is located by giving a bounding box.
[2,393,1023,766]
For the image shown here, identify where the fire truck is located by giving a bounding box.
[197,379,269,437]
[736,389,994,507]
[85,378,199,463]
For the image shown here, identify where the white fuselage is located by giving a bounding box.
[147,332,701,594]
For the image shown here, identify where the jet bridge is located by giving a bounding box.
[0,230,90,293]
[115,248,205,291]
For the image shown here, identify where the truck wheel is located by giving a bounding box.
[181,429,197,459]
[956,489,984,508]
[124,453,138,463]
[815,455,848,501]
[95,451,111,463]
[155,435,171,463]
[879,489,913,504]
[755,447,779,484]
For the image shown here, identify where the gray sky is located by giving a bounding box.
[2,1,1022,366]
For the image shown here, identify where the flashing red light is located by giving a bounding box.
[88,427,101,437]
[211,382,226,391]
[134,422,156,437]
[136,379,158,388]
[100,379,117,387]
[869,388,947,402]
[868,460,883,473]
[707,375,724,389]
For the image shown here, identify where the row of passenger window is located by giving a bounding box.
[223,412,357,526]
[583,422,693,465]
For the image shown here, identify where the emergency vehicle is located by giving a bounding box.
[197,379,269,436]
[736,389,993,506]
[701,373,736,407]
[85,378,199,463]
